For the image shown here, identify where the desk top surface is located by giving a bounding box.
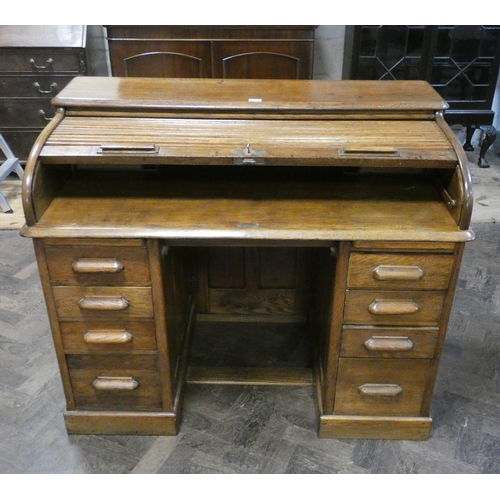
[53,77,449,114]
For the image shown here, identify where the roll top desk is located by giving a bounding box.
[21,77,474,439]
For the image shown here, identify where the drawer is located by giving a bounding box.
[340,326,439,358]
[0,100,56,127]
[60,321,157,353]
[67,354,162,411]
[0,129,41,161]
[334,358,431,416]
[52,286,154,320]
[0,74,74,98]
[347,253,454,290]
[344,290,445,326]
[0,49,85,73]
[45,244,150,284]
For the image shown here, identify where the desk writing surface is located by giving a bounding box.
[23,169,473,242]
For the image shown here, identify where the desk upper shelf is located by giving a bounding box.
[51,77,449,116]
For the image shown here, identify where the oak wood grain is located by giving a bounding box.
[51,78,449,114]
[22,171,473,242]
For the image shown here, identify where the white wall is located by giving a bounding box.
[313,26,346,80]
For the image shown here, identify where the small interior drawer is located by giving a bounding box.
[347,252,454,290]
[45,243,150,284]
[340,326,439,358]
[344,290,445,326]
[52,286,154,321]
[334,358,431,416]
[60,320,157,353]
[67,354,162,411]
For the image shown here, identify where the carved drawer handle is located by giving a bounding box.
[368,299,419,315]
[33,81,58,94]
[78,295,130,311]
[92,376,138,391]
[30,57,53,69]
[72,258,125,274]
[84,329,132,344]
[372,265,424,282]
[358,383,403,397]
[363,336,414,352]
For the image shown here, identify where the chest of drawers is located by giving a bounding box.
[21,77,474,439]
[0,26,107,162]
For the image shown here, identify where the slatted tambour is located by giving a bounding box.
[41,117,457,168]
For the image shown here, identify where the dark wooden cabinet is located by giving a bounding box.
[343,25,500,167]
[0,26,107,162]
[105,26,316,80]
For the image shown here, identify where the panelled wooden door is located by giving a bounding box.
[196,247,311,319]
[107,41,213,78]
[213,41,313,79]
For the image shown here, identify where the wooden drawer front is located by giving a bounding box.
[0,50,84,73]
[344,290,445,326]
[347,253,454,290]
[0,75,74,98]
[0,100,57,127]
[60,321,157,353]
[334,358,431,416]
[67,354,162,411]
[45,245,150,284]
[53,286,154,321]
[340,326,439,359]
[0,129,40,161]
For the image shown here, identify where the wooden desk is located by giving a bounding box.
[21,77,474,439]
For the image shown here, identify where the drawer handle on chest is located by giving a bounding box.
[39,109,55,121]
[33,81,58,94]
[72,258,125,274]
[29,57,53,69]
[78,295,130,311]
[84,329,133,344]
[92,376,138,391]
[372,265,424,282]
[368,299,419,315]
[364,336,414,352]
[358,383,403,397]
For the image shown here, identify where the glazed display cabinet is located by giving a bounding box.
[343,25,500,167]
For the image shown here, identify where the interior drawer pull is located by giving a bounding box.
[363,336,414,352]
[97,144,159,155]
[372,265,424,281]
[358,383,403,397]
[84,329,133,344]
[78,295,130,311]
[92,376,138,391]
[368,299,419,315]
[72,258,125,274]
[339,148,400,157]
